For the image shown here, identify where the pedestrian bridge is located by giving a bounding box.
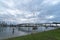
[17,23,60,27]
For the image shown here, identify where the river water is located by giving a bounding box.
[0,26,56,39]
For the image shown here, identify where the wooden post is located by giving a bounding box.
[50,23,51,27]
[55,23,58,28]
[28,27,30,34]
[56,24,57,27]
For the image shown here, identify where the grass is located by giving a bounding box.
[5,28,60,40]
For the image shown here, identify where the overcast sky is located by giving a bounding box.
[0,0,60,24]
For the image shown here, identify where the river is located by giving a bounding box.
[0,26,56,40]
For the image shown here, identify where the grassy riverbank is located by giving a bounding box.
[6,28,60,40]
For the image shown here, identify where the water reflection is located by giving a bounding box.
[12,28,15,34]
[0,26,56,39]
[0,27,6,32]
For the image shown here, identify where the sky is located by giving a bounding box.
[0,0,60,24]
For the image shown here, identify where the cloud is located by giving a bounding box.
[2,0,14,7]
[0,0,60,24]
[45,15,55,19]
